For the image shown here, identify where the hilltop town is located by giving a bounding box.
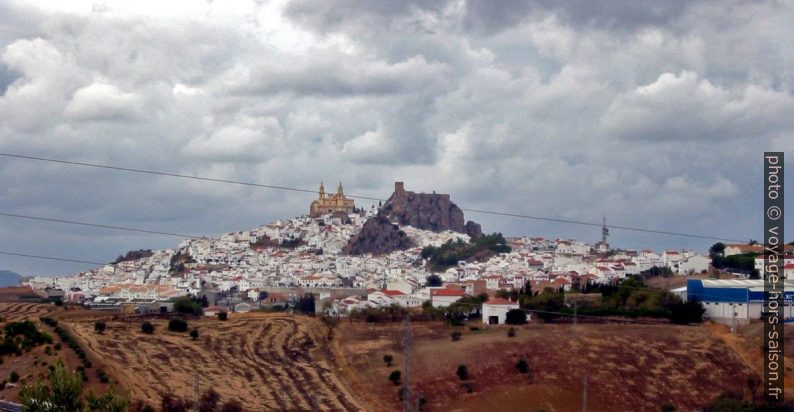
[23,182,713,316]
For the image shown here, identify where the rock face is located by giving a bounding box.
[379,182,483,238]
[345,182,484,256]
[344,216,414,256]
[113,249,154,264]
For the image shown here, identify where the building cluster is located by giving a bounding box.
[25,208,716,321]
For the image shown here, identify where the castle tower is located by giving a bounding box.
[337,181,344,195]
[319,181,325,199]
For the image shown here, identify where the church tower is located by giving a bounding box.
[309,181,355,217]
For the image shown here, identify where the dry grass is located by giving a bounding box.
[69,312,361,410]
[336,321,758,412]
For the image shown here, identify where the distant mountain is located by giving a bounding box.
[0,270,22,287]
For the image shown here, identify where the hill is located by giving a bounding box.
[0,270,22,287]
[335,321,767,411]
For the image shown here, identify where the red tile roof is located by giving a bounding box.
[484,298,517,306]
[431,289,465,297]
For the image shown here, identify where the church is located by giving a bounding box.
[309,182,355,217]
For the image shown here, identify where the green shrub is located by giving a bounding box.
[388,370,401,386]
[456,364,469,380]
[94,321,106,334]
[168,318,188,333]
[141,322,155,334]
[516,359,529,374]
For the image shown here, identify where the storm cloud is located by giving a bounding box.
[0,0,791,276]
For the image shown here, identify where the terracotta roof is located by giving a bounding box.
[431,289,465,297]
[484,298,518,306]
[383,290,406,296]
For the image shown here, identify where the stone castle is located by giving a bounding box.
[309,182,355,217]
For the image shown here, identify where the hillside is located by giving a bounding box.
[344,216,415,255]
[1,305,786,410]
[335,321,766,411]
[0,271,22,287]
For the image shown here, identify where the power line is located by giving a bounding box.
[0,212,201,239]
[0,152,746,242]
[0,152,382,202]
[0,251,106,266]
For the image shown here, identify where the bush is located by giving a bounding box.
[451,331,462,341]
[516,359,529,374]
[190,328,199,341]
[221,399,243,412]
[217,312,228,321]
[505,309,527,325]
[97,369,109,384]
[168,318,188,333]
[199,388,221,412]
[173,296,203,316]
[456,364,469,380]
[161,393,194,412]
[383,354,393,367]
[388,370,401,386]
[141,322,155,334]
[507,327,516,337]
[94,321,107,334]
[10,371,19,383]
[668,300,706,325]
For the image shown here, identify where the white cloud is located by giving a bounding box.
[65,83,141,121]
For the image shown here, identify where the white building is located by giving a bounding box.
[482,298,521,325]
[430,289,465,308]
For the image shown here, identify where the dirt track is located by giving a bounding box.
[69,313,361,411]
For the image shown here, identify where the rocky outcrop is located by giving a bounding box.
[344,216,414,256]
[113,249,154,264]
[379,182,483,238]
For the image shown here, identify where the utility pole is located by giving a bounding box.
[193,367,199,411]
[402,314,413,412]
[574,297,587,412]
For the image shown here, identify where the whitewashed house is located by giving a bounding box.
[482,298,521,325]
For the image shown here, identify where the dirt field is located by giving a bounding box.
[0,303,114,403]
[0,301,781,411]
[336,321,759,412]
[68,312,361,410]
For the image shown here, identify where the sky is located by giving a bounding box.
[0,0,792,277]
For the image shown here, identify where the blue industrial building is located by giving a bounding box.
[686,279,794,322]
